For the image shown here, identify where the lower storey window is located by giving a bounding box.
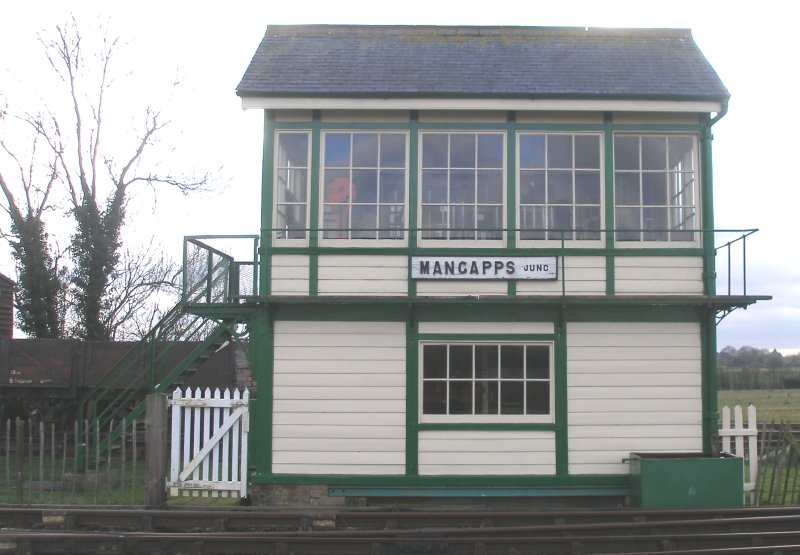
[421,342,552,420]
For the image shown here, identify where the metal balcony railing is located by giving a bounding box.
[182,235,259,304]
[267,225,761,300]
[714,229,757,297]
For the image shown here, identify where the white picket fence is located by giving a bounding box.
[167,387,249,498]
[719,404,758,503]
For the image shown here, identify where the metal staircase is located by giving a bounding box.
[76,235,259,466]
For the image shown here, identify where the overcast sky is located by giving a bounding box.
[1,0,797,353]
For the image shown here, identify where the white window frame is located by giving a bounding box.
[418,131,507,248]
[419,341,554,424]
[273,130,311,246]
[612,133,702,247]
[516,131,605,247]
[318,130,409,246]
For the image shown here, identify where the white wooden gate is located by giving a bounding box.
[167,387,249,498]
[719,404,758,503]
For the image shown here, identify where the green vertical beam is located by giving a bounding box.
[701,308,718,453]
[555,310,569,475]
[408,111,419,298]
[260,110,275,297]
[700,114,717,297]
[405,307,419,476]
[506,111,517,297]
[309,110,322,296]
[249,310,274,476]
[603,112,616,296]
[700,111,720,452]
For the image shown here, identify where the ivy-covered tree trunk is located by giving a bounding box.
[9,215,64,338]
[70,197,124,340]
[0,171,65,338]
[2,20,207,340]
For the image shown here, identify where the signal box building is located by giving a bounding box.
[229,25,767,503]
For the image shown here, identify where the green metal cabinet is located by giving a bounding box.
[628,452,744,508]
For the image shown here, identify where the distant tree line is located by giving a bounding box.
[718,346,800,390]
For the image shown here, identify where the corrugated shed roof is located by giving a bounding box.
[237,25,728,101]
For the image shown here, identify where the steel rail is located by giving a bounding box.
[3,529,800,555]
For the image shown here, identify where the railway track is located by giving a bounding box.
[1,506,799,554]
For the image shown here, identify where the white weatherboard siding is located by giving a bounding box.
[567,322,703,475]
[615,257,704,295]
[270,255,310,295]
[273,321,406,474]
[419,431,556,475]
[416,280,508,296]
[318,255,407,296]
[418,322,554,335]
[516,256,606,296]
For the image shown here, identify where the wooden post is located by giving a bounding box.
[15,418,24,504]
[145,393,168,507]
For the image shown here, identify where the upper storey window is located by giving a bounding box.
[420,132,505,241]
[322,132,407,240]
[275,132,310,240]
[614,135,698,242]
[518,133,602,241]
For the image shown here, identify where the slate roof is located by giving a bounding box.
[237,25,728,102]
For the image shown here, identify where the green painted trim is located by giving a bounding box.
[261,111,275,296]
[260,300,710,323]
[249,311,273,475]
[506,114,517,299]
[506,112,517,251]
[408,111,419,297]
[554,311,569,475]
[507,281,517,296]
[603,112,616,296]
[328,485,629,497]
[266,304,408,322]
[405,309,419,476]
[250,472,630,487]
[267,245,705,257]
[308,111,321,296]
[701,309,718,453]
[700,115,717,297]
[565,305,700,322]
[414,304,560,322]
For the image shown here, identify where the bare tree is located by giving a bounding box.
[0,110,67,338]
[103,245,181,341]
[1,18,208,339]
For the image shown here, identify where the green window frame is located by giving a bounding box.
[613,134,699,242]
[419,132,506,243]
[274,131,311,241]
[518,132,603,243]
[420,341,553,424]
[321,131,408,241]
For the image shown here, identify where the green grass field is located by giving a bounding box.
[718,389,800,423]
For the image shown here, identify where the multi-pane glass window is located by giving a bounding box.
[275,132,310,239]
[614,135,698,241]
[421,343,551,419]
[420,132,505,240]
[322,132,406,239]
[519,133,602,241]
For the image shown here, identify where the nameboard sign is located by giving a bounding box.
[411,256,557,281]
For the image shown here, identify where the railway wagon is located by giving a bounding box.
[0,338,238,424]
